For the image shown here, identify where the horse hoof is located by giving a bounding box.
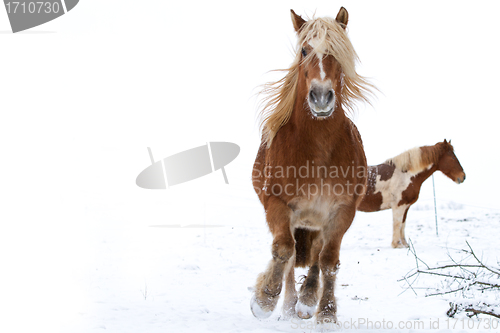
[391,241,409,249]
[281,305,296,319]
[250,294,273,319]
[315,316,338,331]
[316,313,338,327]
[295,300,316,319]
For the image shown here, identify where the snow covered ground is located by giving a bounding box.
[2,1,500,332]
[61,184,500,333]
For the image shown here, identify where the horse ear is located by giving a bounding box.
[291,10,306,32]
[444,139,448,143]
[335,7,349,29]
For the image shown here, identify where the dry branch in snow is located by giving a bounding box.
[400,241,500,319]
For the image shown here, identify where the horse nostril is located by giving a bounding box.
[326,90,334,105]
[309,90,317,104]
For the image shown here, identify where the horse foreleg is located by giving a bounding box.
[251,197,295,319]
[281,260,298,318]
[391,204,410,248]
[316,203,356,324]
[400,206,410,246]
[296,234,322,319]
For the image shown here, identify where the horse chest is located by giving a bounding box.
[289,196,349,230]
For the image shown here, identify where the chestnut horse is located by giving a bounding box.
[358,139,466,248]
[251,8,373,324]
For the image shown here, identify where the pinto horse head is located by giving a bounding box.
[437,139,466,184]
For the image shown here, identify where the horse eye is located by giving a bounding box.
[301,48,307,57]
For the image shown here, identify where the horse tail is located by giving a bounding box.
[294,228,317,267]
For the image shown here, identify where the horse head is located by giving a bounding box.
[291,8,349,119]
[437,139,466,184]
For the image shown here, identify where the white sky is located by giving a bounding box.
[1,0,499,216]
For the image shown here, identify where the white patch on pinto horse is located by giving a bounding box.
[374,168,415,210]
[376,162,435,210]
[387,146,424,173]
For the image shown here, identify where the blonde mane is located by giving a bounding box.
[386,143,452,173]
[258,14,374,147]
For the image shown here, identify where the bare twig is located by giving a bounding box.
[141,282,148,300]
[403,276,418,296]
[408,239,430,270]
[427,287,469,297]
[448,301,500,319]
[401,242,500,319]
[465,241,500,275]
[463,308,500,319]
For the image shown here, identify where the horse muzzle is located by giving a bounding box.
[456,174,466,184]
[308,80,335,118]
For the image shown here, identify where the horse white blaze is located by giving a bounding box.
[308,40,327,81]
[317,53,326,80]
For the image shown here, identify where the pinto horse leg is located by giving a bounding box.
[251,197,295,318]
[296,234,323,319]
[391,204,410,248]
[400,206,410,247]
[316,203,356,324]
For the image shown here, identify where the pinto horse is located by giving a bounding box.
[251,8,373,323]
[358,140,466,248]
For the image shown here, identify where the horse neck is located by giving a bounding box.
[411,162,439,187]
[412,144,449,183]
[290,100,346,147]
